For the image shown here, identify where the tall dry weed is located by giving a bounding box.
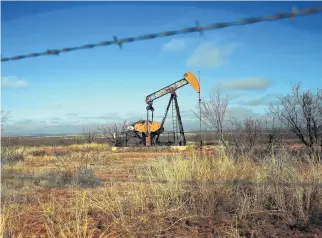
[40,192,94,238]
[86,149,322,236]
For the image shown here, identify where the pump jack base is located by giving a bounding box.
[111,145,188,151]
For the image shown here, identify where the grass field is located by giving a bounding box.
[1,142,322,237]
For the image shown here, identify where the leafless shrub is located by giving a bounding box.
[98,120,129,146]
[244,117,263,147]
[40,168,101,188]
[229,117,264,149]
[270,83,322,162]
[263,115,278,150]
[29,149,47,157]
[83,128,96,144]
[1,146,26,164]
[50,146,95,170]
[194,86,229,149]
[74,168,101,187]
[28,147,72,157]
[37,146,102,188]
[52,149,71,157]
[40,170,74,187]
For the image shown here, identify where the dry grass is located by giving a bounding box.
[1,143,322,237]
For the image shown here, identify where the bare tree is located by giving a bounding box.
[194,86,229,149]
[270,83,322,161]
[84,128,96,144]
[263,114,278,150]
[98,121,129,146]
[244,117,263,148]
[228,118,243,149]
[229,117,263,149]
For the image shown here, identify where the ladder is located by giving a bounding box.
[154,92,186,146]
[171,99,178,144]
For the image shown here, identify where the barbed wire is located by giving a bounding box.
[1,6,322,63]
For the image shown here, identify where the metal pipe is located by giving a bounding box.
[198,71,202,149]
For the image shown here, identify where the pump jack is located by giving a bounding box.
[127,72,200,146]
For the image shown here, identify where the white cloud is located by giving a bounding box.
[162,39,186,51]
[186,43,235,69]
[227,93,245,101]
[220,78,273,90]
[235,93,282,106]
[1,76,27,88]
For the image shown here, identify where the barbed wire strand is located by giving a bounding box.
[1,6,322,63]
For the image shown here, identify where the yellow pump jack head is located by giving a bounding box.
[184,72,200,93]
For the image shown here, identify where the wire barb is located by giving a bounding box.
[1,6,322,62]
[290,6,298,21]
[195,20,203,36]
[46,49,60,56]
[113,35,123,49]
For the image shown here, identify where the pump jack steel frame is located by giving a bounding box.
[157,92,185,145]
[145,91,185,147]
[131,72,200,147]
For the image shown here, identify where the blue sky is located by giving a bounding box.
[1,1,322,135]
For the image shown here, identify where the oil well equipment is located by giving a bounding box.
[127,72,200,146]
